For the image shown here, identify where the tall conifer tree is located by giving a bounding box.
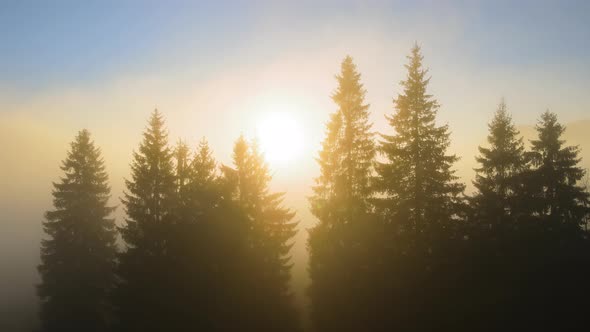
[174,140,191,194]
[528,111,590,223]
[221,135,300,331]
[375,44,464,226]
[308,56,376,331]
[471,100,527,223]
[191,138,217,186]
[38,129,117,332]
[116,109,178,330]
[310,55,375,224]
[185,137,219,218]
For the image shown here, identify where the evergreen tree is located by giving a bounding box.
[528,111,590,224]
[310,55,376,224]
[362,44,465,331]
[171,136,254,331]
[174,140,191,194]
[375,44,464,226]
[184,137,219,220]
[308,56,376,331]
[192,137,217,186]
[167,137,222,330]
[174,137,218,224]
[115,109,178,331]
[222,135,300,331]
[38,129,117,332]
[471,100,527,223]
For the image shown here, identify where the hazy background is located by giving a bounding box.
[1,1,589,330]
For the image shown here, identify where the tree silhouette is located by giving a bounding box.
[366,44,466,331]
[470,99,528,223]
[115,109,179,331]
[192,138,217,186]
[38,129,117,332]
[221,135,300,332]
[33,46,590,332]
[527,111,590,223]
[308,55,376,331]
[375,44,464,225]
[310,55,375,223]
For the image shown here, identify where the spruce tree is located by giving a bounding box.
[170,136,252,331]
[367,45,465,330]
[308,56,376,331]
[310,55,375,224]
[174,140,191,194]
[528,111,590,224]
[115,109,178,330]
[173,140,193,223]
[222,135,300,331]
[38,129,117,332]
[471,100,527,223]
[375,44,464,226]
[167,138,221,330]
[191,137,217,186]
[184,137,219,219]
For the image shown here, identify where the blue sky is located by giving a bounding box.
[2,0,589,100]
[0,1,253,94]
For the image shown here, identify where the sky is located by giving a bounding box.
[1,1,590,329]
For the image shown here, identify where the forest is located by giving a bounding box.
[37,45,590,332]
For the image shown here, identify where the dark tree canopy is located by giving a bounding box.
[38,129,117,332]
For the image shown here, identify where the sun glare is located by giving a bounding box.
[256,110,305,165]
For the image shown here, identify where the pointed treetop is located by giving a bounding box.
[342,55,355,69]
[77,128,91,140]
[192,137,217,184]
[496,98,508,115]
[332,55,368,110]
[195,137,215,166]
[411,42,422,57]
[488,99,516,133]
[537,110,563,134]
[233,134,249,165]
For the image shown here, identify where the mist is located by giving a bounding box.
[2,1,590,331]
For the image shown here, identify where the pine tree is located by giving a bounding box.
[38,129,117,332]
[115,109,178,330]
[528,111,590,224]
[222,135,300,331]
[471,100,527,223]
[375,44,464,227]
[310,55,376,224]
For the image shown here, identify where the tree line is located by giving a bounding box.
[38,114,299,331]
[38,44,590,331]
[309,45,590,331]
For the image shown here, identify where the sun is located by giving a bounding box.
[256,111,305,165]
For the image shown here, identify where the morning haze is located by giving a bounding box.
[1,1,590,331]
